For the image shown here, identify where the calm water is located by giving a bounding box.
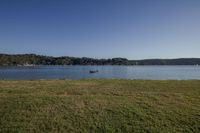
[0,65,200,80]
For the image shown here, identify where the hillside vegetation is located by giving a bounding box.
[1,53,200,65]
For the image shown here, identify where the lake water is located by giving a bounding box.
[0,65,200,80]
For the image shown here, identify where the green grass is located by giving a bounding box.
[0,80,200,133]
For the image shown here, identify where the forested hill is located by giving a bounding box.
[0,54,200,66]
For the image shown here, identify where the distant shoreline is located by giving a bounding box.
[1,53,200,66]
[0,64,199,67]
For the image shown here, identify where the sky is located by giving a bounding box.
[0,0,200,59]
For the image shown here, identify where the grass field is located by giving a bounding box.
[0,80,200,133]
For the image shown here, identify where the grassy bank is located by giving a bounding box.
[0,80,200,133]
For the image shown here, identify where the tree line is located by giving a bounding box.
[0,54,200,66]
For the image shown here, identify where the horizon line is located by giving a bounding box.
[1,52,200,61]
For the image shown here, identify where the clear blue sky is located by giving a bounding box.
[0,0,200,59]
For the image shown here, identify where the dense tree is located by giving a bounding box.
[0,54,200,66]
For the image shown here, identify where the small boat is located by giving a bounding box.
[89,70,98,73]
